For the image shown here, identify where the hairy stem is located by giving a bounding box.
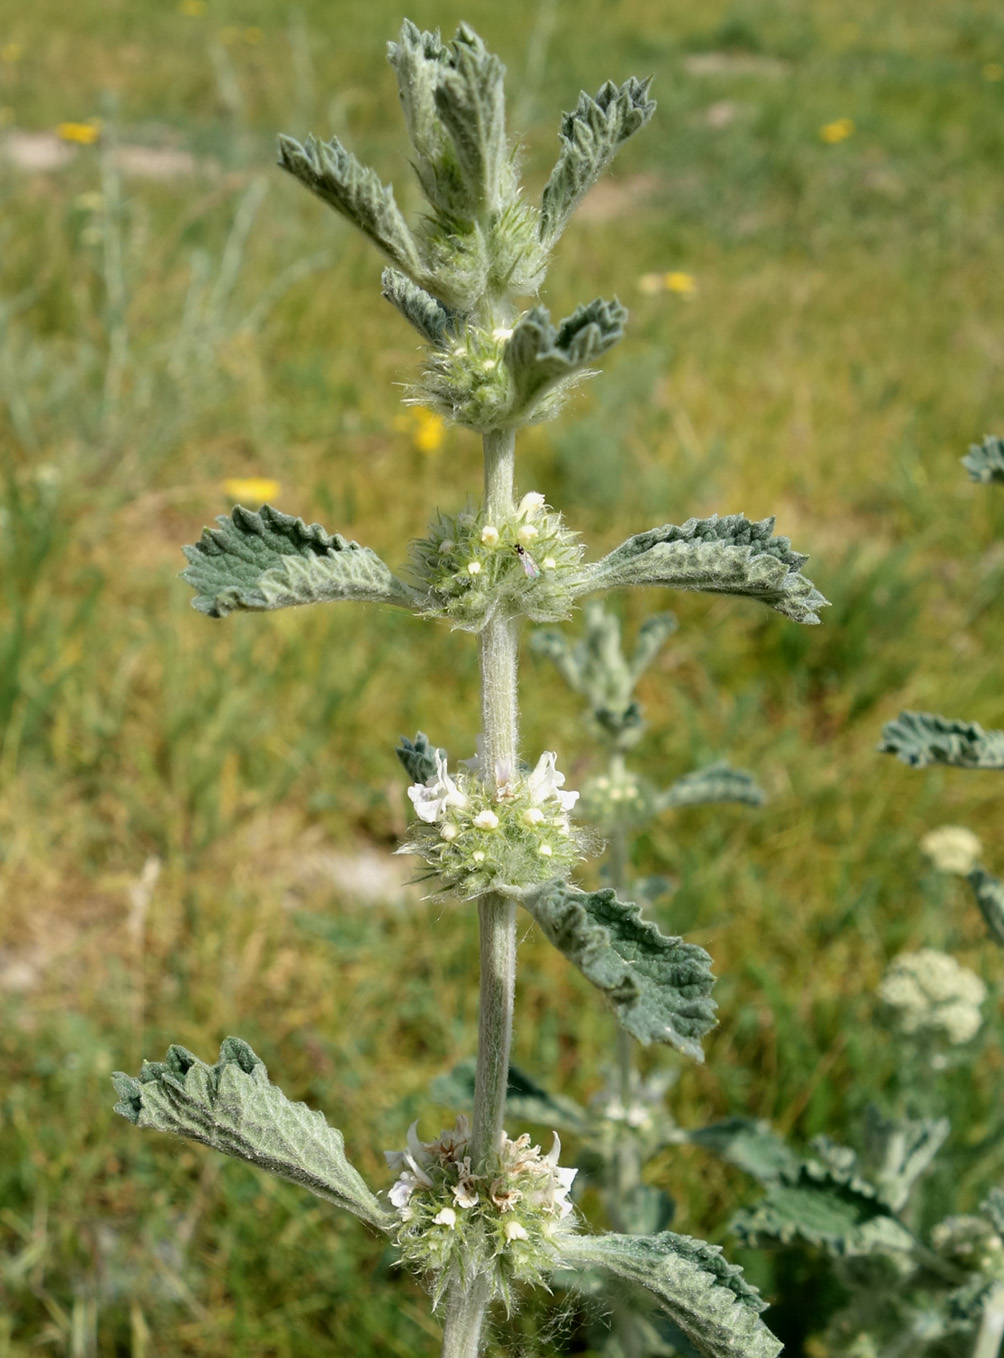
[441,428,519,1358]
[973,1285,1004,1358]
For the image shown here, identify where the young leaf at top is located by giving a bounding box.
[879,711,1004,769]
[431,23,507,216]
[396,731,449,786]
[539,77,657,249]
[968,867,1004,950]
[277,134,423,278]
[656,764,765,813]
[574,514,828,625]
[518,880,716,1058]
[112,1038,392,1233]
[502,297,627,423]
[182,504,421,617]
[561,1231,783,1358]
[962,434,1004,485]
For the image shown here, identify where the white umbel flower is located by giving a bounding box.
[921,825,982,876]
[878,948,987,1045]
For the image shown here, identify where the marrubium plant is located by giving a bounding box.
[112,22,828,1357]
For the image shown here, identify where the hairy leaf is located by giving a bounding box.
[860,1107,950,1212]
[732,1160,916,1257]
[630,611,679,681]
[575,514,828,625]
[429,1058,592,1136]
[962,435,1004,485]
[519,881,716,1058]
[112,1038,392,1232]
[688,1118,801,1185]
[277,133,422,275]
[969,867,1004,949]
[503,298,627,420]
[432,23,507,214]
[539,77,657,247]
[879,711,1004,769]
[562,1232,782,1358]
[396,732,448,785]
[381,268,457,345]
[657,764,765,812]
[182,504,420,617]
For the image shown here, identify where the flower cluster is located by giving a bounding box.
[579,767,657,832]
[410,492,584,630]
[402,747,582,898]
[930,1215,1004,1279]
[877,948,986,1047]
[920,824,982,876]
[386,1115,577,1306]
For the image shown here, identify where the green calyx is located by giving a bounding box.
[411,495,583,630]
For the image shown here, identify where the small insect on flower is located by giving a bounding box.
[514,544,540,580]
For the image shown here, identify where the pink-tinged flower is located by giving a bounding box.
[407,751,469,824]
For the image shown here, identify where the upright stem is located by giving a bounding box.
[441,428,519,1358]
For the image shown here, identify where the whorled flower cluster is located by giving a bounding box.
[402,746,583,898]
[410,491,584,630]
[930,1215,1004,1279]
[578,767,657,833]
[877,948,987,1047]
[385,1115,577,1306]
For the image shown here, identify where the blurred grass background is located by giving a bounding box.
[2,0,1004,1352]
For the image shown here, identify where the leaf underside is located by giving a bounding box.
[112,1037,392,1232]
[182,504,420,617]
[962,434,1004,485]
[575,514,828,624]
[878,711,1004,769]
[562,1231,782,1358]
[519,880,716,1058]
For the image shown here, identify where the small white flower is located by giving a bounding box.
[527,751,579,813]
[538,844,553,857]
[407,751,469,825]
[432,1206,457,1228]
[504,1219,529,1241]
[517,524,539,545]
[441,822,459,841]
[522,807,545,826]
[517,492,546,520]
[473,809,500,830]
[542,556,556,570]
[480,525,500,546]
[492,326,514,342]
[921,825,982,876]
[467,560,481,575]
[482,359,497,372]
[438,539,455,555]
[472,850,485,863]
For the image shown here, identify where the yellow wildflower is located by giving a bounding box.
[819,117,855,144]
[56,120,102,145]
[396,407,445,454]
[664,271,697,295]
[244,27,263,44]
[983,63,1004,82]
[221,477,281,503]
[178,0,206,14]
[0,43,22,63]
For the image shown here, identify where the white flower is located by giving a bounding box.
[438,538,455,554]
[527,751,579,814]
[473,809,499,830]
[517,524,539,544]
[921,825,982,875]
[878,948,987,1045]
[491,326,514,342]
[441,822,458,841]
[407,751,469,825]
[504,1219,529,1241]
[542,556,556,570]
[517,491,546,520]
[433,1206,457,1228]
[480,525,500,546]
[467,560,481,575]
[538,844,553,857]
[522,807,545,826]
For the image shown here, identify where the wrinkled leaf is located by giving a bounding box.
[396,731,448,786]
[688,1118,801,1185]
[539,77,656,247]
[429,1057,592,1136]
[879,711,1004,769]
[519,881,716,1058]
[657,764,765,812]
[962,435,1004,485]
[562,1232,782,1358]
[431,22,507,214]
[859,1107,950,1212]
[503,298,627,421]
[182,504,421,617]
[575,514,828,625]
[381,268,457,345]
[113,1038,392,1233]
[969,867,1004,950]
[277,134,422,275]
[630,611,679,681]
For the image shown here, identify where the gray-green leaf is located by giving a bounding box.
[561,1232,782,1358]
[657,764,765,812]
[962,435,1004,485]
[519,880,716,1058]
[503,298,627,421]
[112,1037,392,1233]
[396,731,448,786]
[879,712,1004,769]
[381,268,457,345]
[539,77,656,248]
[277,133,422,276]
[688,1117,801,1185]
[182,504,421,617]
[968,867,1004,949]
[575,514,828,625]
[859,1106,950,1212]
[432,23,507,215]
